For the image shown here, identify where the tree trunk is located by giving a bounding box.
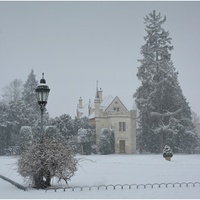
[165,157,171,161]
[159,133,164,153]
[45,170,51,187]
[33,169,48,189]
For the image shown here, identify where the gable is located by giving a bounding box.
[105,96,128,113]
[100,95,114,111]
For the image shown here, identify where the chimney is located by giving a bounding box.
[79,97,83,108]
[94,96,100,117]
[98,88,103,103]
[88,99,91,116]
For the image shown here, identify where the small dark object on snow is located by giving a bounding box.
[163,145,173,161]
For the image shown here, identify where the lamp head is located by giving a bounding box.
[35,73,50,108]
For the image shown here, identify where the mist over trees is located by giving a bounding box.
[0,70,41,155]
[0,70,93,188]
[0,70,96,156]
[0,12,200,157]
[134,10,198,153]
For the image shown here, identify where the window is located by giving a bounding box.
[113,107,119,111]
[119,122,126,131]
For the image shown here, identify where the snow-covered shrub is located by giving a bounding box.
[17,137,78,189]
[74,117,96,154]
[99,128,115,155]
[163,145,173,161]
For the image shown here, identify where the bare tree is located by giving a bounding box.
[17,137,78,189]
[2,79,23,103]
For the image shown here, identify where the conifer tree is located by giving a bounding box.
[22,69,38,108]
[134,10,197,153]
[22,69,40,126]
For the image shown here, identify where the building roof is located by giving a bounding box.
[77,103,89,118]
[77,89,135,119]
[100,95,114,111]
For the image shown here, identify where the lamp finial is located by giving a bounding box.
[40,72,46,84]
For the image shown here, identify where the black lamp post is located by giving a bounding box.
[35,73,50,143]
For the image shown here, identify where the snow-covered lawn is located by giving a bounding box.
[0,154,200,199]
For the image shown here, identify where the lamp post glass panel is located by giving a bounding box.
[36,73,50,142]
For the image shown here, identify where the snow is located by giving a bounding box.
[100,95,114,111]
[1,154,200,198]
[77,103,89,118]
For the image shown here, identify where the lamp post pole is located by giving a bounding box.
[40,105,45,143]
[34,73,50,189]
[35,73,50,143]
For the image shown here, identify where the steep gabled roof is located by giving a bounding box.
[81,94,129,119]
[100,95,114,111]
[105,96,128,113]
[88,95,114,119]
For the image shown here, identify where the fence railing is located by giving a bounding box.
[45,181,200,192]
[1,175,199,193]
[0,175,27,191]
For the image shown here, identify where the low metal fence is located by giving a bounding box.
[1,175,199,193]
[45,181,200,192]
[0,175,27,191]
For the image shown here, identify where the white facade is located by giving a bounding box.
[77,87,137,154]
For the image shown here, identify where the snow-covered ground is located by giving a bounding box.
[0,154,200,199]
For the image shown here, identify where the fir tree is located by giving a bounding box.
[22,69,38,108]
[22,69,40,127]
[134,10,197,153]
[163,145,173,161]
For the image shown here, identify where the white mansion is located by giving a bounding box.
[76,86,137,154]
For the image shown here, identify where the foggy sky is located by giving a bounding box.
[0,1,200,118]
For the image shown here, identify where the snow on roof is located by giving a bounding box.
[100,95,114,111]
[77,103,88,118]
[88,95,114,119]
[88,111,95,119]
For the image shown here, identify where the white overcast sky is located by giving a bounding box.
[0,1,200,118]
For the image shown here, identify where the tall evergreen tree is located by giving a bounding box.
[134,10,197,153]
[22,69,38,108]
[22,69,40,127]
